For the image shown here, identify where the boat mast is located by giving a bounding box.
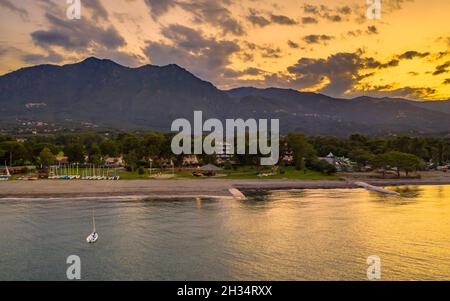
[5,161,10,177]
[92,209,96,233]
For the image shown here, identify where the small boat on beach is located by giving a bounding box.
[0,162,11,181]
[86,210,99,244]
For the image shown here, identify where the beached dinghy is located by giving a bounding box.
[86,210,99,243]
[0,162,11,181]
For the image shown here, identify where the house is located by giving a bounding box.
[215,142,233,159]
[319,152,355,172]
[281,151,294,165]
[321,152,336,166]
[183,155,199,166]
[56,156,69,165]
[104,156,124,167]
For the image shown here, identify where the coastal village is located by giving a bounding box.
[1,133,449,182]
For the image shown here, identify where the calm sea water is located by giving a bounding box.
[0,185,449,281]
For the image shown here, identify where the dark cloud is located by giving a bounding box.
[21,49,63,64]
[364,57,400,69]
[84,0,109,21]
[337,6,352,15]
[0,0,28,20]
[261,47,282,58]
[176,0,245,36]
[247,10,270,27]
[443,79,450,85]
[301,17,318,24]
[398,51,430,60]
[31,13,126,51]
[286,50,402,97]
[366,25,378,34]
[144,24,240,82]
[357,86,437,100]
[433,61,450,75]
[270,14,297,25]
[303,34,334,44]
[222,67,265,78]
[143,0,177,20]
[324,14,342,22]
[303,4,320,15]
[302,3,344,23]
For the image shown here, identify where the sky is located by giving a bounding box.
[0,0,449,100]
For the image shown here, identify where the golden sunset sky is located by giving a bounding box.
[0,0,449,100]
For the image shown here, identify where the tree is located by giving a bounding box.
[124,150,139,171]
[349,148,372,170]
[371,151,423,177]
[99,140,119,157]
[39,147,56,167]
[143,132,166,159]
[64,143,85,163]
[287,133,316,171]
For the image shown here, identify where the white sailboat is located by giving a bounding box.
[0,162,11,181]
[86,209,99,243]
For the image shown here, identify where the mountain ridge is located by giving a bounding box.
[1,57,450,136]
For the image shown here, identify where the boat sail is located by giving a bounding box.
[0,162,11,181]
[86,209,99,243]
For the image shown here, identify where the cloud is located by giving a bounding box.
[443,79,450,85]
[31,13,126,51]
[302,3,345,23]
[301,17,318,24]
[22,49,63,64]
[84,0,109,21]
[366,25,378,34]
[433,61,450,75]
[143,0,177,20]
[398,51,430,60]
[337,6,352,15]
[222,67,266,78]
[357,86,437,100]
[260,46,282,58]
[176,0,245,36]
[286,50,401,97]
[247,10,270,27]
[0,0,28,21]
[303,34,334,44]
[248,11,297,27]
[144,24,240,82]
[270,14,297,25]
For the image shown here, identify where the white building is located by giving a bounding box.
[215,142,233,159]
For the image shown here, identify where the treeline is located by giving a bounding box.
[1,132,449,175]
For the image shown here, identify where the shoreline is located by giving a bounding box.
[1,178,450,199]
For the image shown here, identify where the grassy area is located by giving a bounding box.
[145,166,338,180]
[220,166,338,180]
[6,166,338,181]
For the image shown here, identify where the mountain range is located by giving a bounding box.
[1,57,450,136]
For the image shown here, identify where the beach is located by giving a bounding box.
[1,171,450,198]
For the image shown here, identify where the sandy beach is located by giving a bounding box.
[1,171,450,198]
